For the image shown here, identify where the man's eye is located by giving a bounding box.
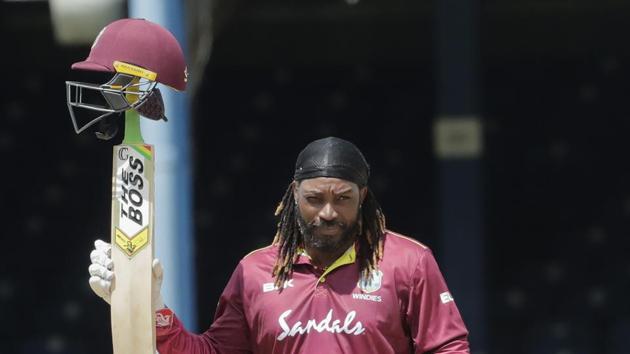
[306,196,321,203]
[338,196,350,201]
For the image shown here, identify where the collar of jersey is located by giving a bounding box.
[295,245,356,281]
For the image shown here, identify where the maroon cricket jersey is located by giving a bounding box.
[156,231,470,353]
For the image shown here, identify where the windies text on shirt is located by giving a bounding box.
[351,293,382,302]
[277,309,365,340]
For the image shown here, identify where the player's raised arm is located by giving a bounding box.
[87,240,252,354]
[155,262,253,354]
[88,239,164,311]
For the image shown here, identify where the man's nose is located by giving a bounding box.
[318,203,338,221]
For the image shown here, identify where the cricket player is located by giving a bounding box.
[89,137,470,353]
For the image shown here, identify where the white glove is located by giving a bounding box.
[88,239,165,311]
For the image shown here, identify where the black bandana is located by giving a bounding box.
[293,137,370,187]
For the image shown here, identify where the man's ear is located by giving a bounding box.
[359,186,368,205]
[292,181,299,204]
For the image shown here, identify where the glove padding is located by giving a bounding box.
[88,239,165,310]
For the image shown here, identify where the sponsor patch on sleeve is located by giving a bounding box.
[156,308,174,328]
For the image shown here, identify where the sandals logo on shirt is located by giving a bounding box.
[277,309,365,341]
[357,270,383,294]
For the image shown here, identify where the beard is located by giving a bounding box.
[297,212,360,254]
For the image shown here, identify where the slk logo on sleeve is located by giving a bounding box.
[440,292,454,304]
[357,270,383,293]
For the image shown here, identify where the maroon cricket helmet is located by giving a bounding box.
[65,18,187,139]
[72,18,187,91]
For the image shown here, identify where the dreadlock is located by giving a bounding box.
[271,181,386,287]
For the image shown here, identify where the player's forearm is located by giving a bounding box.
[156,312,217,354]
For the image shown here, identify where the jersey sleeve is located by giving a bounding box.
[406,248,470,354]
[156,262,253,354]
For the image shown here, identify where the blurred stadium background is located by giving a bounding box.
[1,0,629,353]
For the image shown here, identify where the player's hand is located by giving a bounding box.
[88,239,114,304]
[152,258,165,311]
[88,239,165,310]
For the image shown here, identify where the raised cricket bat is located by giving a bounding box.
[110,108,156,353]
[65,17,185,354]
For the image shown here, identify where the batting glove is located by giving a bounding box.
[88,239,165,310]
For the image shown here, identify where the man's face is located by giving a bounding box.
[294,177,367,253]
